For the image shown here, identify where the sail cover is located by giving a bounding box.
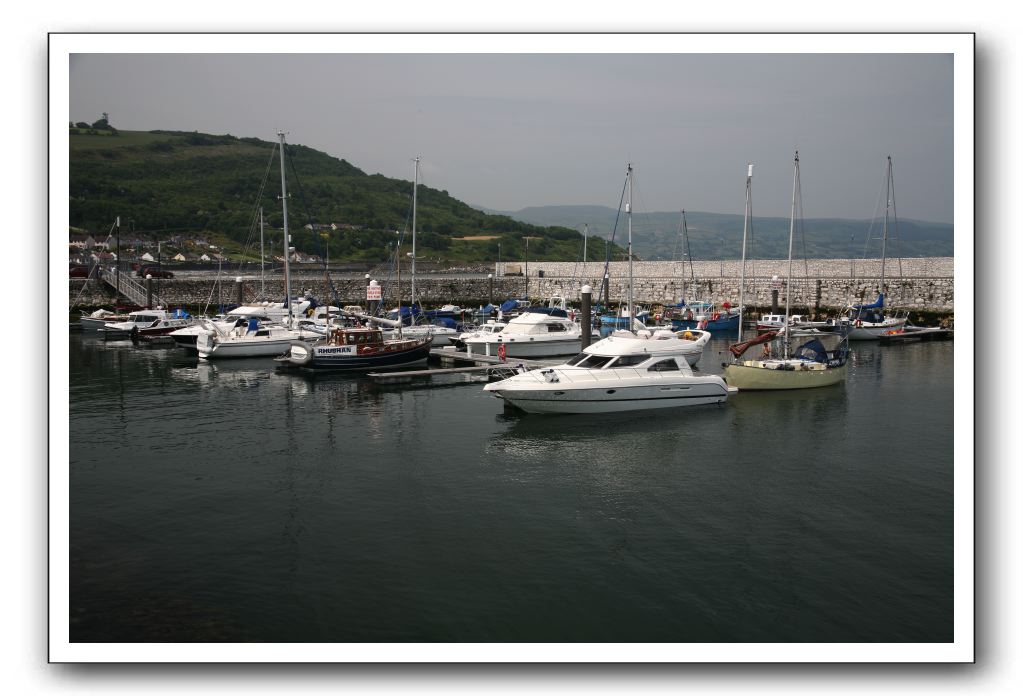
[728,331,778,358]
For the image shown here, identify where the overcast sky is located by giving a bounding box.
[69,52,953,223]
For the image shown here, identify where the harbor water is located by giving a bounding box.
[68,332,954,642]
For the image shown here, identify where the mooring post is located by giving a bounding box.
[580,284,592,350]
[145,275,153,309]
[602,274,610,306]
[488,273,493,307]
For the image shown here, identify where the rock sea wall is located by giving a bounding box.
[69,257,955,314]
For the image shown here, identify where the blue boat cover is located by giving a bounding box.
[500,299,522,313]
[794,338,828,364]
[524,307,569,318]
[853,293,884,310]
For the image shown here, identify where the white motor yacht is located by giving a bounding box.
[464,308,592,358]
[483,329,730,414]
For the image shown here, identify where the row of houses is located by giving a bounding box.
[69,232,215,251]
[70,250,327,265]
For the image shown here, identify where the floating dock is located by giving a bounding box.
[366,348,559,384]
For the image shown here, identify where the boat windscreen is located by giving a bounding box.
[576,354,616,369]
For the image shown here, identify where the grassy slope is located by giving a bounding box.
[69,131,613,264]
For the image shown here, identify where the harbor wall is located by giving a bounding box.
[69,257,955,315]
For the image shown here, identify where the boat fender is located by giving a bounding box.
[286,340,312,366]
[497,344,507,362]
[711,312,720,321]
[855,319,862,327]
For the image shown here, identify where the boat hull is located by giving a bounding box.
[198,336,311,359]
[465,337,583,358]
[846,317,908,340]
[723,360,847,390]
[280,340,432,371]
[490,380,729,414]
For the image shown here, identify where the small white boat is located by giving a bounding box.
[484,329,728,414]
[79,308,130,331]
[382,321,459,347]
[195,317,321,359]
[452,320,507,351]
[99,308,194,339]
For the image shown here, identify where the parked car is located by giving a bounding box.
[137,266,174,279]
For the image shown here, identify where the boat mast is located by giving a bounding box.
[880,155,891,310]
[259,206,265,296]
[411,156,419,323]
[784,151,799,357]
[738,163,753,343]
[278,131,294,329]
[627,163,633,329]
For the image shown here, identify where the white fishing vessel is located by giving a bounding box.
[723,153,849,391]
[483,329,731,414]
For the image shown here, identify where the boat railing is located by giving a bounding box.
[98,266,163,308]
[535,366,688,385]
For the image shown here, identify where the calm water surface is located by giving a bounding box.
[68,333,954,642]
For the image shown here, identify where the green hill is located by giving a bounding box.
[69,129,617,264]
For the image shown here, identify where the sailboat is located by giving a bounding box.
[837,155,909,339]
[381,156,458,346]
[196,132,322,359]
[723,152,849,391]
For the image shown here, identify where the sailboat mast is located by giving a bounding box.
[784,151,799,357]
[259,206,265,296]
[627,163,634,328]
[880,155,891,307]
[738,163,753,343]
[278,131,294,329]
[411,156,419,321]
[583,223,588,262]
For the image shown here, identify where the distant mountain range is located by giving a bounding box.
[474,204,954,261]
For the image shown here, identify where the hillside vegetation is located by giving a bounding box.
[69,129,616,264]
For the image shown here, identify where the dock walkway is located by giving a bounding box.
[366,348,559,384]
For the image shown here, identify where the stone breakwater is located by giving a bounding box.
[69,258,955,313]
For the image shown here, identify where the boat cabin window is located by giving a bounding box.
[574,354,616,369]
[134,315,157,323]
[565,353,588,366]
[546,323,567,333]
[609,354,648,368]
[647,358,681,372]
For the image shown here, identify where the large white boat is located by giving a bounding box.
[483,329,731,414]
[463,308,588,358]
